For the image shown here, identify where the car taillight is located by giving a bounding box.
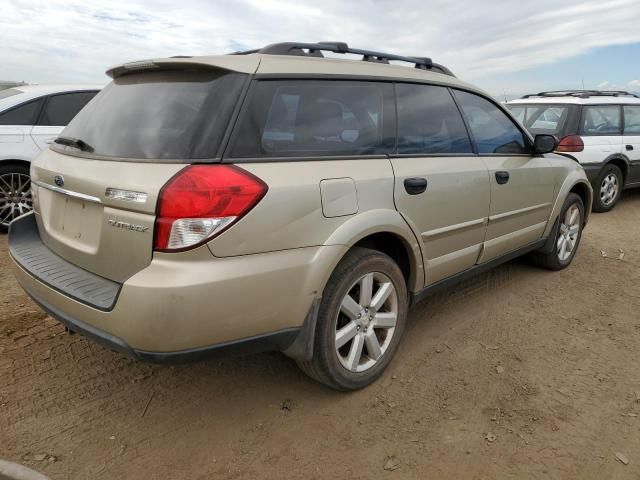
[154,165,267,252]
[556,135,584,153]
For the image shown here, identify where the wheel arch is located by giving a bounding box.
[569,181,592,225]
[284,211,422,363]
[603,154,629,183]
[321,209,424,294]
[544,174,593,238]
[0,158,31,170]
[352,232,415,291]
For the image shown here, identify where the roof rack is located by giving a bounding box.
[233,42,455,77]
[522,90,640,99]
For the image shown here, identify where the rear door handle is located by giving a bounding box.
[626,144,634,151]
[495,171,510,184]
[404,177,428,195]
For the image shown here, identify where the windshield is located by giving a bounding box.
[507,104,569,136]
[57,69,247,161]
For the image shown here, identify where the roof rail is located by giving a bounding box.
[233,42,455,77]
[522,90,640,99]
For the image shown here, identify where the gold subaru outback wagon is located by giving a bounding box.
[9,42,592,390]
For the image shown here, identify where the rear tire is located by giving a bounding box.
[297,247,408,391]
[593,164,622,212]
[531,193,584,271]
[0,162,32,234]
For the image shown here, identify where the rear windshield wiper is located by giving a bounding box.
[53,136,94,153]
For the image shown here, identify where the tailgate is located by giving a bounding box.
[31,149,185,282]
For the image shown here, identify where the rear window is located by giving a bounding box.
[507,104,570,135]
[230,80,394,158]
[57,70,247,160]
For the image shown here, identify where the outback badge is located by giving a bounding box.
[107,219,149,233]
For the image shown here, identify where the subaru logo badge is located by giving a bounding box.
[54,175,64,187]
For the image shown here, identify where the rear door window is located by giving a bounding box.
[0,99,43,125]
[38,91,98,126]
[58,70,247,160]
[395,83,473,154]
[230,80,394,158]
[453,90,529,154]
[581,105,621,135]
[623,106,640,134]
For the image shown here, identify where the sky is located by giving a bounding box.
[1,0,640,97]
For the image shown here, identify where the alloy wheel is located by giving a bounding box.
[0,172,32,227]
[557,203,581,262]
[335,272,398,373]
[600,173,619,206]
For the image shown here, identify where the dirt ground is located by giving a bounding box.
[1,192,640,480]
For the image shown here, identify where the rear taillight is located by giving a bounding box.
[556,135,584,153]
[154,165,267,252]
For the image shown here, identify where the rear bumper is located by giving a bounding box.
[18,282,299,363]
[9,213,343,360]
[9,213,121,311]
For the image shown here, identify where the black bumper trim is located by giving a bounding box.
[581,163,603,184]
[134,329,300,364]
[18,275,300,364]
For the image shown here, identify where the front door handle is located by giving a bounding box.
[404,177,428,195]
[626,144,634,151]
[495,171,510,184]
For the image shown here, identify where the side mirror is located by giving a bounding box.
[533,134,558,154]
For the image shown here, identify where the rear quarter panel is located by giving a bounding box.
[575,135,623,164]
[208,159,424,290]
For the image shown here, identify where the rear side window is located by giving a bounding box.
[231,80,394,158]
[581,105,621,135]
[39,91,98,126]
[0,99,42,125]
[59,70,247,160]
[395,84,472,154]
[623,106,640,134]
[506,104,569,136]
[454,90,529,154]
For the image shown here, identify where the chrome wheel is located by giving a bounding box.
[600,173,619,206]
[335,272,398,373]
[557,203,581,262]
[0,172,32,227]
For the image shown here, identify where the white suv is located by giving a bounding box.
[507,90,640,212]
[0,85,100,230]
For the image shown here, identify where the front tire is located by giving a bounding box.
[531,193,584,270]
[593,164,622,212]
[297,247,408,391]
